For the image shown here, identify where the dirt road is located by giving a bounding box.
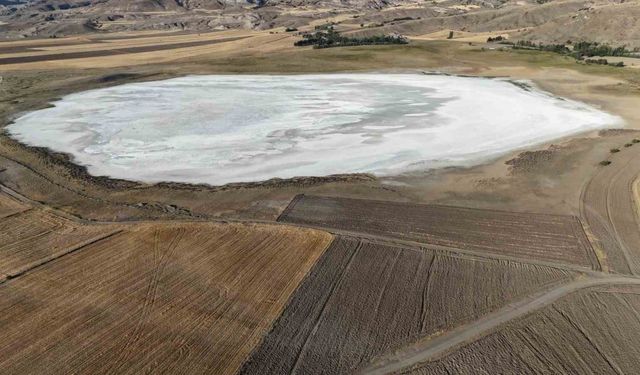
[359,275,640,375]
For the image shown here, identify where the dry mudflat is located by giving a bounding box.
[0,220,332,375]
[241,236,575,375]
[404,284,640,374]
[279,195,599,269]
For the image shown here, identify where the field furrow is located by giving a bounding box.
[279,195,598,269]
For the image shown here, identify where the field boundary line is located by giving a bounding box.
[359,276,640,375]
[277,193,305,222]
[0,207,32,220]
[0,229,124,284]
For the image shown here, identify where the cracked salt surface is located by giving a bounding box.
[8,74,623,185]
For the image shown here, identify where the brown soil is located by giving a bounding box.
[404,284,640,374]
[241,236,575,375]
[279,195,598,269]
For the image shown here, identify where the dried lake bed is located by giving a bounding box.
[7,74,623,185]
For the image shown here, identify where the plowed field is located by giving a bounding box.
[279,195,598,269]
[406,284,640,374]
[241,236,575,375]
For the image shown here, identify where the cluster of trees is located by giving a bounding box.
[584,58,625,67]
[514,40,637,59]
[294,26,408,49]
[513,40,570,54]
[572,41,633,57]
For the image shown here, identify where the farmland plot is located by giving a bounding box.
[0,209,118,280]
[0,222,331,375]
[406,285,640,375]
[0,191,25,218]
[241,237,575,375]
[279,195,598,269]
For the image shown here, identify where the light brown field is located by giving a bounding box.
[0,191,26,218]
[0,209,119,281]
[0,222,332,375]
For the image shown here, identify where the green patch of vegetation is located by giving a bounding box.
[513,40,638,65]
[610,148,621,153]
[295,25,408,49]
[633,139,640,144]
[584,58,624,67]
[573,41,637,58]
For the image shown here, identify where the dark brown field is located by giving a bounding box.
[404,284,640,374]
[0,222,332,375]
[279,195,599,269]
[241,236,575,375]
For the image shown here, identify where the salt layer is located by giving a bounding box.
[7,74,623,185]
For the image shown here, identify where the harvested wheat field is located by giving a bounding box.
[0,209,119,281]
[279,195,598,269]
[0,222,332,375]
[0,192,26,218]
[405,284,640,374]
[240,236,575,375]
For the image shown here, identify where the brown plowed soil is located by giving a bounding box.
[0,209,118,280]
[405,284,640,374]
[240,236,574,375]
[0,222,331,375]
[279,195,598,269]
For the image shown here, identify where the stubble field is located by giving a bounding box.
[0,221,332,375]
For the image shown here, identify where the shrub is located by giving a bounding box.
[600,160,612,166]
[610,148,620,153]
